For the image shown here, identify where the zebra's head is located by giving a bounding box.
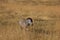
[25,18,33,26]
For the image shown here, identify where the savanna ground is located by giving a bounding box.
[0,0,60,40]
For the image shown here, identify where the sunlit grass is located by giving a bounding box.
[0,0,60,40]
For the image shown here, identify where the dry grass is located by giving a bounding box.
[0,0,60,40]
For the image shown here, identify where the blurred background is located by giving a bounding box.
[0,0,60,40]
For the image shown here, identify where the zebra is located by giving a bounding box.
[19,18,33,29]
